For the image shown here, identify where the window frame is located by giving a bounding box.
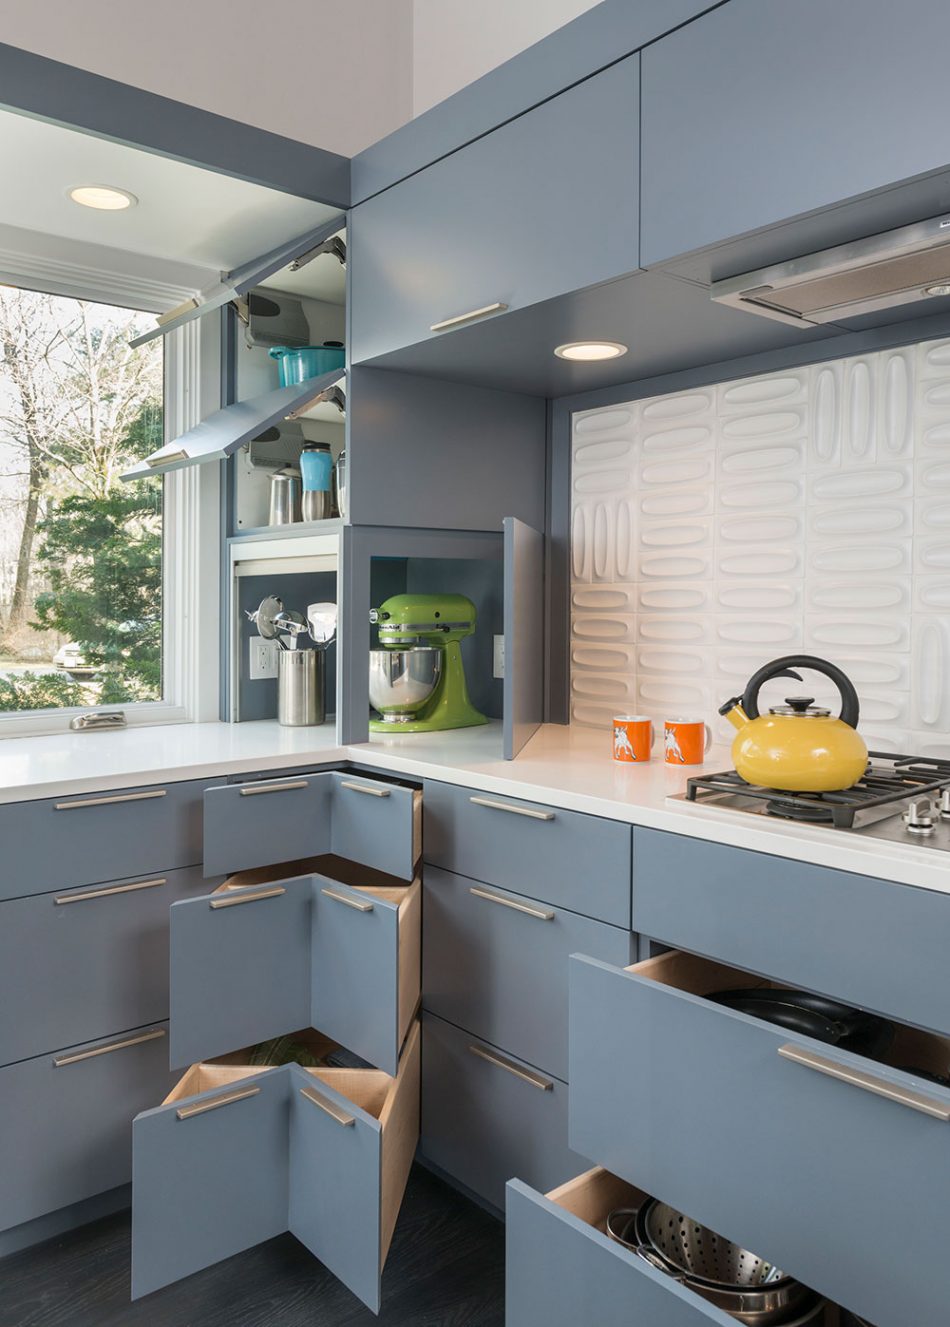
[0,262,221,737]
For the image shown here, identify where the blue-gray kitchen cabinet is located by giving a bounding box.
[423,865,633,1081]
[0,865,214,1067]
[569,949,950,1327]
[349,55,639,365]
[632,828,950,1036]
[0,1023,174,1234]
[640,0,950,266]
[420,1012,582,1213]
[0,779,207,903]
[329,773,421,879]
[423,780,632,928]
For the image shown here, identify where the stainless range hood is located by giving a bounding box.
[711,213,950,328]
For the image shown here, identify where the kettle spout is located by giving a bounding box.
[718,696,749,732]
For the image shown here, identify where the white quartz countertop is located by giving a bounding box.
[1,719,948,896]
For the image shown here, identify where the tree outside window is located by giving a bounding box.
[0,286,164,712]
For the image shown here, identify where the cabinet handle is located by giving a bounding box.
[430,302,508,333]
[238,780,310,796]
[55,877,166,905]
[209,886,286,909]
[469,796,555,822]
[54,789,166,811]
[321,886,373,913]
[778,1044,950,1122]
[468,1043,553,1092]
[53,1026,166,1067]
[176,1084,261,1120]
[300,1084,356,1127]
[469,885,553,921]
[339,780,390,798]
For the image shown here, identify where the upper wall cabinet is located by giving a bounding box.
[640,0,950,268]
[349,56,640,366]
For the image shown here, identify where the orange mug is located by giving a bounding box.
[664,717,712,766]
[613,715,655,763]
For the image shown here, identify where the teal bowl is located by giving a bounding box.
[270,343,345,387]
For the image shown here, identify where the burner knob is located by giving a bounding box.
[903,798,935,834]
[941,789,950,821]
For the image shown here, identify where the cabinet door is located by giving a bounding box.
[202,773,332,877]
[641,0,950,265]
[329,772,420,880]
[350,56,639,364]
[503,516,544,759]
[168,877,312,1067]
[132,1066,288,1299]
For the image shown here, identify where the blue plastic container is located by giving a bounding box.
[300,444,333,493]
[269,343,345,387]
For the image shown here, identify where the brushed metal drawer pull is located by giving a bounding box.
[238,780,310,796]
[468,1043,553,1092]
[469,885,554,921]
[321,886,374,913]
[340,780,390,797]
[209,886,286,909]
[300,1084,356,1126]
[55,877,167,905]
[176,1085,261,1120]
[469,796,555,822]
[53,1027,166,1067]
[778,1044,950,1121]
[430,302,508,333]
[54,789,167,811]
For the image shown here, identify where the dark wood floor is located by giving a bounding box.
[2,1166,505,1327]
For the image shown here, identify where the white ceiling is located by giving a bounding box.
[0,109,341,281]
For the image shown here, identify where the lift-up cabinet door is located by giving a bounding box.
[349,55,639,364]
[202,773,333,877]
[132,1066,288,1300]
[168,877,312,1068]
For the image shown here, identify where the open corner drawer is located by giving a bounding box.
[169,857,421,1076]
[132,1020,420,1311]
[202,769,422,881]
[507,1167,838,1327]
[568,949,950,1327]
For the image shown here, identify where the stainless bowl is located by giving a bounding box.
[369,647,442,722]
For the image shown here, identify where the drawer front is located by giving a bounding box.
[311,876,420,1078]
[423,781,632,928]
[350,56,639,364]
[507,1171,735,1327]
[203,773,332,877]
[0,1023,174,1234]
[569,953,950,1327]
[132,1064,288,1299]
[420,1013,582,1212]
[330,773,420,882]
[633,828,950,1034]
[0,867,214,1067]
[423,866,634,1080]
[0,779,207,902]
[169,876,312,1068]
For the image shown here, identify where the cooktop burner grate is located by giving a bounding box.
[685,753,950,829]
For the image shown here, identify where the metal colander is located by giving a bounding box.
[637,1200,788,1289]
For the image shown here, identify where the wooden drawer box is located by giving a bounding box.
[132,1022,420,1312]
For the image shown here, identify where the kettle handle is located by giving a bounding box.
[742,655,861,728]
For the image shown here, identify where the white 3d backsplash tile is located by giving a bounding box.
[570,339,950,757]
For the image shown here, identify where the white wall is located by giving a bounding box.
[411,0,602,115]
[0,0,414,156]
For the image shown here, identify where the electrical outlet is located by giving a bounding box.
[493,634,505,680]
[249,637,278,680]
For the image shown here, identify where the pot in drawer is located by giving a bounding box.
[133,1022,420,1310]
[569,950,950,1327]
[169,860,420,1076]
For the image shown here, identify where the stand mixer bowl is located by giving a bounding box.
[369,648,442,722]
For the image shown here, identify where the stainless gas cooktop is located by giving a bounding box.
[670,753,950,851]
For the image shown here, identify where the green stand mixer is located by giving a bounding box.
[368,593,489,733]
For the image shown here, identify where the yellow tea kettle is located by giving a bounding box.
[719,655,868,793]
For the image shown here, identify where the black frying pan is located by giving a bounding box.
[709,987,895,1059]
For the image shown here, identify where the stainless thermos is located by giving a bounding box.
[269,469,301,525]
[277,648,325,726]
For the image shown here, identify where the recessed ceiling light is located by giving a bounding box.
[554,340,628,361]
[68,185,138,211]
[924,282,950,297]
